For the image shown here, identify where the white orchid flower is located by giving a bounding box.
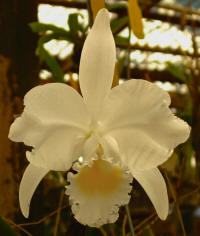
[9,9,190,227]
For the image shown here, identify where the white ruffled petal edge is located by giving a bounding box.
[19,164,49,218]
[24,83,91,130]
[66,162,133,227]
[98,79,190,170]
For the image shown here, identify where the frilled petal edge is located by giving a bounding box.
[66,159,132,227]
[9,83,91,150]
[99,79,171,131]
[100,79,190,170]
[23,83,91,131]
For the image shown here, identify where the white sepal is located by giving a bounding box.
[19,164,49,218]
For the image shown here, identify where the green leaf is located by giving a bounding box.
[0,217,18,236]
[111,16,128,34]
[38,34,57,46]
[39,46,64,82]
[118,53,127,77]
[114,35,129,45]
[36,35,65,82]
[30,23,76,43]
[107,2,126,11]
[166,62,186,82]
[30,22,67,34]
[68,13,83,33]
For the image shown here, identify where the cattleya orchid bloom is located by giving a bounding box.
[9,9,190,227]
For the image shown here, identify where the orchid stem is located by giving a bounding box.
[125,205,135,236]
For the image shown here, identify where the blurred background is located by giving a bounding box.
[0,0,200,235]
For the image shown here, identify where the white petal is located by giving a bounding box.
[9,111,47,147]
[133,168,169,220]
[82,134,121,166]
[82,134,99,164]
[79,9,116,119]
[19,164,48,218]
[9,83,91,146]
[24,83,90,130]
[100,134,121,164]
[109,129,172,170]
[99,79,190,169]
[66,159,132,227]
[100,79,169,129]
[26,127,85,171]
[8,83,91,170]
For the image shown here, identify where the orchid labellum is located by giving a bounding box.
[9,9,190,227]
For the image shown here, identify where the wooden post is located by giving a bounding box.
[0,0,39,219]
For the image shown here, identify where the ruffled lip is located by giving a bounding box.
[66,158,133,227]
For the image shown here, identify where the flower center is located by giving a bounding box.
[75,158,123,197]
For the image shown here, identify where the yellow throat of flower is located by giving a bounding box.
[75,158,123,198]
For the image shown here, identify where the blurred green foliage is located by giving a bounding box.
[0,218,18,236]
